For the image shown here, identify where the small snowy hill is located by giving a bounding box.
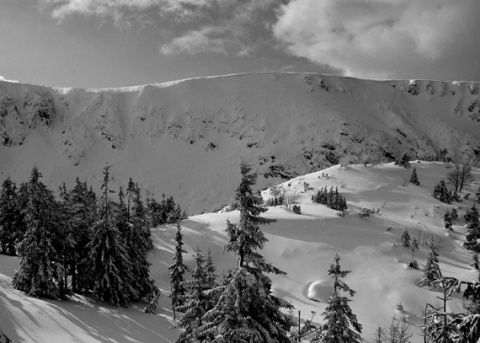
[1,161,479,343]
[2,73,480,214]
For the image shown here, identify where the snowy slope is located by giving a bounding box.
[0,161,479,343]
[1,73,480,214]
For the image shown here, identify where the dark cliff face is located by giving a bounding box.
[0,73,479,213]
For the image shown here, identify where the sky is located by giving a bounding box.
[1,0,480,88]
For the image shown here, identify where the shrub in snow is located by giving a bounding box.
[359,208,375,217]
[292,204,301,214]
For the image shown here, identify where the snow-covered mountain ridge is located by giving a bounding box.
[1,72,480,214]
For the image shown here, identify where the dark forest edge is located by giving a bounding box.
[0,164,186,309]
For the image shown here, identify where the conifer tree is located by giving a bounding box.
[205,249,217,289]
[12,166,65,298]
[57,182,77,291]
[196,162,294,343]
[144,287,161,314]
[14,181,29,245]
[409,167,420,185]
[433,180,452,204]
[170,223,188,321]
[471,252,479,271]
[418,245,442,288]
[69,178,97,293]
[464,205,480,252]
[0,177,19,255]
[87,164,134,306]
[127,181,155,301]
[401,230,411,247]
[176,247,210,343]
[444,210,453,230]
[311,253,362,343]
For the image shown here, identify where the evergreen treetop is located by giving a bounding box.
[312,253,362,343]
[225,162,279,273]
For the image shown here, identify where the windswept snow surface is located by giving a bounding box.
[1,161,479,342]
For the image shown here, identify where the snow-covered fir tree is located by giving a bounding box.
[0,177,19,255]
[68,178,97,293]
[444,210,453,230]
[433,180,452,204]
[169,223,188,321]
[464,205,480,252]
[87,164,134,306]
[311,253,362,343]
[57,182,78,294]
[175,247,210,343]
[126,180,155,301]
[418,244,442,288]
[205,249,218,290]
[401,230,411,247]
[196,162,294,343]
[12,166,66,298]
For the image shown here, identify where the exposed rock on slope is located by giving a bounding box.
[0,73,480,214]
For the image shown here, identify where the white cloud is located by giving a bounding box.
[159,0,282,56]
[38,0,284,56]
[160,26,228,55]
[273,0,480,81]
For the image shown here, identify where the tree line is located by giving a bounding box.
[0,164,186,308]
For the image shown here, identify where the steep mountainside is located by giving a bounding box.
[1,73,480,214]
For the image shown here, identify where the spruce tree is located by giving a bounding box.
[311,253,362,343]
[401,230,411,247]
[57,182,77,292]
[418,245,442,288]
[87,164,134,306]
[205,249,218,290]
[444,211,453,230]
[12,166,65,298]
[176,247,210,343]
[170,223,188,321]
[464,205,480,252]
[0,177,19,255]
[409,167,420,185]
[196,162,294,343]
[433,180,452,204]
[127,181,155,301]
[472,252,480,271]
[69,178,97,293]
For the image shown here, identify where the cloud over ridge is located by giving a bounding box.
[36,0,480,81]
[273,0,480,81]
